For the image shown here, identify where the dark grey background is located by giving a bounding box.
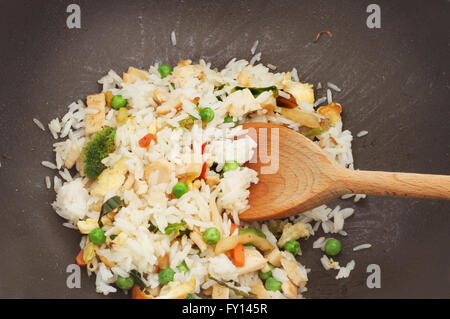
[0,0,448,298]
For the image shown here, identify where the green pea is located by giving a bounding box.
[202,227,221,245]
[158,64,173,78]
[110,95,127,110]
[158,268,175,285]
[284,240,300,255]
[240,227,266,238]
[325,238,342,256]
[222,161,240,173]
[89,228,106,245]
[186,293,195,299]
[172,181,189,198]
[258,263,275,280]
[200,107,215,122]
[116,276,134,290]
[265,277,282,291]
[176,261,190,273]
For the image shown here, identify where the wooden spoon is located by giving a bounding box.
[239,122,450,221]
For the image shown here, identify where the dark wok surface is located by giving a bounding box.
[0,0,449,298]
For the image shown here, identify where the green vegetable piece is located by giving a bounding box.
[265,277,282,291]
[99,196,123,227]
[109,234,118,240]
[148,222,158,233]
[158,64,173,78]
[176,261,190,273]
[178,228,191,238]
[179,115,198,130]
[203,227,221,244]
[258,263,275,280]
[199,107,215,122]
[240,227,266,238]
[82,127,116,180]
[186,293,195,299]
[284,240,300,255]
[110,95,127,110]
[303,127,324,140]
[129,270,147,290]
[116,276,134,290]
[214,84,225,91]
[222,160,240,173]
[233,85,278,98]
[165,221,187,235]
[89,228,106,245]
[325,238,342,256]
[172,181,189,198]
[158,268,175,285]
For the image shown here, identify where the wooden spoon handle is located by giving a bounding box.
[339,169,450,200]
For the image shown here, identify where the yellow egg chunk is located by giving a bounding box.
[288,82,315,104]
[90,158,128,197]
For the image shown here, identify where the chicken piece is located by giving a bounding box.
[153,89,167,105]
[317,102,342,126]
[225,89,260,118]
[212,283,230,299]
[250,278,272,299]
[64,140,81,169]
[264,247,282,267]
[175,154,202,181]
[123,66,149,84]
[156,97,183,115]
[277,222,309,248]
[75,156,85,176]
[281,279,298,299]
[104,91,113,107]
[173,60,204,87]
[279,108,320,128]
[236,247,267,275]
[237,70,251,87]
[85,93,106,135]
[158,254,170,269]
[189,230,208,252]
[261,95,277,116]
[280,252,308,288]
[144,160,172,187]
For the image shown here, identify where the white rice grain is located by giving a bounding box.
[267,63,277,70]
[353,243,372,251]
[45,176,51,189]
[171,31,177,46]
[291,68,299,82]
[249,52,261,65]
[327,82,342,92]
[250,40,259,55]
[41,161,57,170]
[313,96,327,108]
[356,130,368,137]
[327,89,333,104]
[33,118,46,131]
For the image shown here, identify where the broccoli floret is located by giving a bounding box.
[82,127,116,180]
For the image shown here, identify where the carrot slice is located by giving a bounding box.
[229,223,239,236]
[139,133,157,148]
[231,243,245,267]
[76,249,86,266]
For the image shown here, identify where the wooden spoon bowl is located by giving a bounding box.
[240,122,450,221]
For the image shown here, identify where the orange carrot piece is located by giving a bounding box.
[76,249,86,266]
[229,223,239,236]
[231,243,245,267]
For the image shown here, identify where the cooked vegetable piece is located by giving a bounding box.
[203,227,221,245]
[165,221,187,235]
[172,181,189,198]
[99,196,123,227]
[138,133,157,148]
[158,268,175,285]
[110,95,127,110]
[215,233,275,255]
[186,293,194,299]
[209,277,255,298]
[82,127,116,180]
[76,249,86,266]
[279,108,321,128]
[302,127,324,140]
[158,64,173,78]
[176,261,190,273]
[222,160,240,173]
[233,85,278,98]
[231,242,245,267]
[129,270,148,291]
[240,227,266,238]
[265,277,282,291]
[116,276,134,290]
[199,107,215,122]
[284,240,300,255]
[325,238,342,256]
[276,92,297,108]
[179,115,198,129]
[89,227,106,245]
[317,102,342,125]
[258,263,274,280]
[116,107,129,125]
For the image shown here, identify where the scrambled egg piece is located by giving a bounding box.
[77,218,99,234]
[318,102,342,125]
[281,72,315,104]
[277,222,310,248]
[90,158,128,197]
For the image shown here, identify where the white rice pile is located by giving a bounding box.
[46,56,364,299]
